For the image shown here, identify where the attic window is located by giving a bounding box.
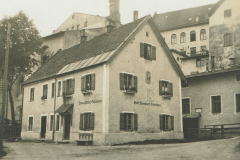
[72,15,75,20]
[189,18,192,20]
[146,32,149,37]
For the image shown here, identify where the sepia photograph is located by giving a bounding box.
[0,0,240,159]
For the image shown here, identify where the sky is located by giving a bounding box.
[0,0,219,37]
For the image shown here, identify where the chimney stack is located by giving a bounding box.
[133,11,138,21]
[80,29,87,43]
[109,0,121,27]
[106,19,115,33]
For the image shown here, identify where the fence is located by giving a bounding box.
[0,119,21,139]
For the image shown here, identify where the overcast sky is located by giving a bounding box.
[0,0,219,37]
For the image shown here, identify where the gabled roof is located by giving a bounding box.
[208,0,225,17]
[153,3,215,31]
[24,15,185,85]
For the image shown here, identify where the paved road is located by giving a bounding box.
[2,137,240,160]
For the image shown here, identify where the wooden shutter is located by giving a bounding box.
[91,73,95,90]
[159,80,163,95]
[81,76,86,91]
[134,114,138,131]
[152,46,156,60]
[79,113,83,130]
[120,73,124,90]
[171,116,174,131]
[168,82,173,96]
[140,42,145,57]
[62,80,67,95]
[46,85,48,98]
[71,78,75,94]
[90,113,94,130]
[134,76,138,92]
[120,113,124,130]
[160,115,164,130]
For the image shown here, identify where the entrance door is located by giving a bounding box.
[64,114,71,140]
[40,116,47,138]
[183,118,199,138]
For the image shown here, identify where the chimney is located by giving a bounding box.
[80,29,87,43]
[133,11,138,21]
[109,0,121,27]
[106,19,115,33]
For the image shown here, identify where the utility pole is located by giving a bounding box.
[0,23,11,154]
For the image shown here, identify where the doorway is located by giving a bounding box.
[40,116,47,138]
[64,114,71,140]
[183,118,199,138]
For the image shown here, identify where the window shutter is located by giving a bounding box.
[120,73,124,90]
[140,42,145,57]
[81,76,86,91]
[91,73,95,90]
[171,116,174,130]
[79,113,83,130]
[160,115,164,130]
[169,82,173,96]
[134,114,138,131]
[152,46,156,60]
[71,78,75,94]
[62,80,67,95]
[120,113,124,130]
[90,113,94,130]
[159,80,163,95]
[134,76,138,92]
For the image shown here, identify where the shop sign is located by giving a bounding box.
[79,100,102,105]
[134,101,161,107]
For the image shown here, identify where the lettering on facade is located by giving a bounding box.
[79,100,102,105]
[134,101,161,107]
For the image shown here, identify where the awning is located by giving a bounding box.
[55,103,73,114]
[183,113,200,119]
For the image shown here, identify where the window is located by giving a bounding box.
[77,24,80,30]
[190,47,196,55]
[57,81,61,97]
[42,84,48,99]
[81,74,95,92]
[190,31,196,42]
[71,26,74,30]
[140,43,156,60]
[56,115,60,131]
[120,73,137,92]
[182,98,190,114]
[224,9,232,18]
[30,88,34,101]
[224,33,233,47]
[146,32,149,37]
[51,83,55,98]
[212,96,221,113]
[63,78,75,95]
[120,113,138,131]
[50,115,54,131]
[181,80,188,88]
[180,32,186,43]
[196,58,205,67]
[28,116,33,131]
[236,74,240,81]
[159,80,173,96]
[84,21,87,27]
[201,45,207,52]
[206,58,209,71]
[236,94,240,112]
[200,29,207,40]
[159,115,174,131]
[66,28,69,31]
[79,112,94,130]
[171,34,177,44]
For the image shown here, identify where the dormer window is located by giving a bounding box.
[224,9,232,18]
[140,43,156,60]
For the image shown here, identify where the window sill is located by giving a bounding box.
[162,95,172,99]
[29,100,34,102]
[82,91,92,95]
[64,94,73,98]
[123,90,136,94]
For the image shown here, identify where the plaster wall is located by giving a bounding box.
[182,72,240,127]
[42,33,64,54]
[180,57,209,75]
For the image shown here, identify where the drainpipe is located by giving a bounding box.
[52,76,57,142]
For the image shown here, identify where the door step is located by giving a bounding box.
[57,140,70,144]
[36,139,45,142]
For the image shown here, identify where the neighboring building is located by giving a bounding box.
[21,15,186,145]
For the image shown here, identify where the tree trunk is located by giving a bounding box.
[8,85,15,124]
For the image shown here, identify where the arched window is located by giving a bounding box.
[180,32,186,43]
[200,29,206,40]
[190,31,196,42]
[171,34,177,45]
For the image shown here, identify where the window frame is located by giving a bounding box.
[120,73,138,93]
[28,116,34,131]
[42,84,48,99]
[190,47,196,55]
[236,94,240,112]
[211,95,222,114]
[196,58,205,67]
[30,87,35,101]
[182,98,191,114]
[81,73,95,93]
[57,81,61,97]
[120,112,138,132]
[224,33,233,47]
[159,80,173,97]
[159,114,174,131]
[55,114,60,131]
[180,32,186,43]
[224,9,232,18]
[171,34,177,45]
[63,78,75,95]
[200,29,207,40]
[79,112,94,131]
[190,31,196,42]
[51,82,55,98]
[140,42,156,61]
[49,114,54,131]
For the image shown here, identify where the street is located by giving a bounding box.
[1,137,240,160]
